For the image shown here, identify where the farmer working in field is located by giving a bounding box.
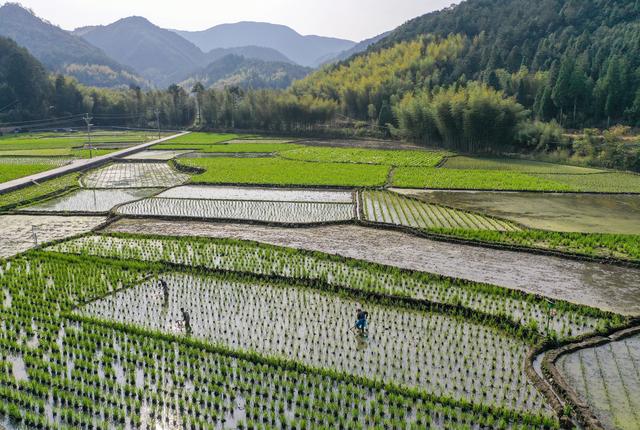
[160,279,169,306]
[180,307,192,335]
[355,308,369,335]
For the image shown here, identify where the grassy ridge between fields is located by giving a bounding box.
[0,173,80,211]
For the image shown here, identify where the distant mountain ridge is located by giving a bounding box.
[175,21,356,67]
[75,16,207,87]
[0,3,146,88]
[182,54,311,90]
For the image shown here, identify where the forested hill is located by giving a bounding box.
[294,0,640,130]
[0,3,146,88]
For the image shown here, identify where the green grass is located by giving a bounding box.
[199,143,303,153]
[179,157,389,187]
[534,173,640,193]
[0,173,80,211]
[430,228,640,262]
[443,156,603,174]
[0,131,160,151]
[159,132,240,145]
[393,168,573,191]
[0,163,59,184]
[280,146,450,167]
[0,148,73,157]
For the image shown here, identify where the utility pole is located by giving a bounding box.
[83,113,94,159]
[154,108,161,140]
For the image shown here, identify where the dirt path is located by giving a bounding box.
[104,219,640,316]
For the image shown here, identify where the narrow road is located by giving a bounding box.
[0,131,189,194]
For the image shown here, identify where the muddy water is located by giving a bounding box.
[392,189,640,234]
[0,215,106,258]
[22,188,160,213]
[105,219,640,315]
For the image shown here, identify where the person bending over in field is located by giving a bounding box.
[160,279,169,307]
[180,307,192,335]
[355,308,369,336]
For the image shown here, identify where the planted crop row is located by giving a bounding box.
[0,174,80,212]
[116,198,356,224]
[49,235,619,339]
[427,228,640,262]
[81,163,190,189]
[0,253,557,429]
[79,272,549,413]
[558,335,640,430]
[362,190,521,231]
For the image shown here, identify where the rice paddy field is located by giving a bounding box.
[0,131,639,429]
[556,334,640,430]
[81,163,190,189]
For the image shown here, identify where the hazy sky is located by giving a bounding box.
[6,0,458,41]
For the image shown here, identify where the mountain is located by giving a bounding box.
[75,16,206,87]
[182,54,311,90]
[0,36,52,120]
[0,3,145,88]
[205,46,293,64]
[319,31,392,65]
[175,22,356,67]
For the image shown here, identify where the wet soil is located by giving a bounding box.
[104,220,640,315]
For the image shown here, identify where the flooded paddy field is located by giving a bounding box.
[557,334,640,430]
[81,163,190,188]
[20,188,160,213]
[116,198,355,224]
[158,185,354,203]
[363,190,520,231]
[78,272,549,413]
[392,189,640,234]
[0,215,105,258]
[104,219,640,315]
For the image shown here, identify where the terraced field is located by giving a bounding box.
[557,334,640,430]
[0,131,638,430]
[81,163,190,188]
[362,190,521,231]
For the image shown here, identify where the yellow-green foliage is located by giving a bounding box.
[292,35,467,113]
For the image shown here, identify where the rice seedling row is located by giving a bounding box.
[362,190,521,232]
[50,235,618,339]
[116,198,355,224]
[78,271,551,413]
[81,163,190,189]
[0,164,65,185]
[442,157,603,174]
[424,228,640,263]
[557,334,640,430]
[0,251,557,429]
[157,186,354,203]
[123,151,194,161]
